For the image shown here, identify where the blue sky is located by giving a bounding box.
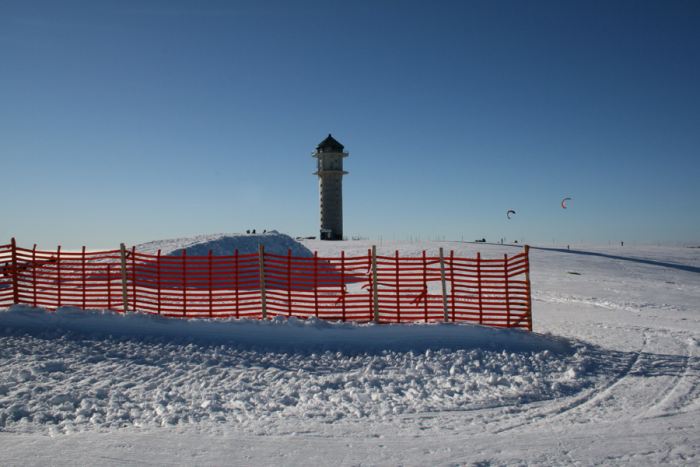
[1,0,698,248]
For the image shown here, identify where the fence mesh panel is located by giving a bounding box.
[0,241,532,330]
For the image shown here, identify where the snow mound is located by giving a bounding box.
[0,306,594,434]
[0,306,570,354]
[135,231,313,257]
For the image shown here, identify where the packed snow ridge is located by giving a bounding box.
[0,306,569,354]
[135,231,313,257]
[0,306,588,434]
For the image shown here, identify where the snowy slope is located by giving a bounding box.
[135,231,314,257]
[1,239,699,465]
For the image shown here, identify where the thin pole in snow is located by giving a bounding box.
[31,244,37,307]
[81,246,86,309]
[524,244,533,331]
[371,245,379,323]
[208,249,213,318]
[56,245,62,309]
[10,238,19,305]
[119,243,129,313]
[477,252,483,325]
[439,247,448,322]
[504,253,510,327]
[156,249,162,315]
[259,244,267,319]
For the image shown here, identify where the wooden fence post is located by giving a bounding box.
[259,244,267,319]
[119,243,129,313]
[504,253,510,327]
[395,250,400,323]
[524,245,533,331]
[57,245,62,308]
[131,246,137,311]
[10,238,19,305]
[156,250,162,315]
[450,250,455,322]
[182,249,187,317]
[340,250,346,321]
[371,245,379,323]
[439,247,448,322]
[234,249,239,318]
[422,250,428,322]
[208,250,213,318]
[81,246,86,309]
[313,251,319,318]
[287,249,292,317]
[31,244,37,307]
[477,252,483,325]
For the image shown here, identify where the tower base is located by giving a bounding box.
[320,229,342,241]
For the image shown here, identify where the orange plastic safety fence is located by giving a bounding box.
[0,240,532,330]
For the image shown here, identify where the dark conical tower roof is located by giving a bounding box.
[316,134,344,153]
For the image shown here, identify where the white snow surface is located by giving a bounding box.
[1,239,699,466]
[135,231,313,257]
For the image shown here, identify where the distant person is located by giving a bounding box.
[621,241,624,247]
[263,229,266,234]
[567,245,570,250]
[252,229,256,234]
[246,230,250,234]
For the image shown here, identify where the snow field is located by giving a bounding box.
[1,238,698,465]
[0,307,595,435]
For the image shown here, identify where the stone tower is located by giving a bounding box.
[313,134,348,240]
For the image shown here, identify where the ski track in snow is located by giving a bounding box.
[1,239,699,465]
[639,336,696,419]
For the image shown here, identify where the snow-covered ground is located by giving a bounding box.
[1,239,698,465]
[135,230,314,257]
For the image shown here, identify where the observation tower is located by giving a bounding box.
[313,134,348,240]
